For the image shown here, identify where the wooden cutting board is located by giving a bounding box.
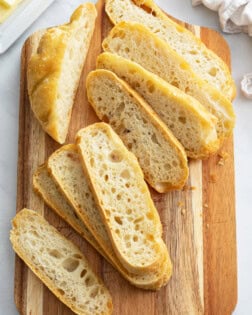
[15,1,237,314]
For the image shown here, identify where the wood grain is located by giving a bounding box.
[15,1,237,314]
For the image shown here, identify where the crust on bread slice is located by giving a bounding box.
[105,0,236,100]
[27,3,97,144]
[97,52,220,159]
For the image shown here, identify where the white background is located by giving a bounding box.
[0,0,251,314]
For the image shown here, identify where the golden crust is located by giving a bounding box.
[27,3,97,144]
[105,0,236,100]
[97,52,220,159]
[102,22,236,141]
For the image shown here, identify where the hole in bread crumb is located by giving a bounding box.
[109,150,123,163]
[105,210,111,216]
[147,80,155,93]
[58,289,65,295]
[133,235,138,242]
[172,160,178,167]
[114,216,123,225]
[104,174,109,182]
[124,234,130,240]
[171,81,179,88]
[151,133,159,145]
[146,212,154,220]
[90,158,94,167]
[85,276,95,287]
[115,229,120,235]
[178,116,186,124]
[111,187,116,193]
[62,258,79,272]
[209,67,217,77]
[90,287,99,298]
[146,234,154,242]
[126,242,131,248]
[98,97,102,101]
[126,209,132,215]
[73,254,82,259]
[116,194,121,200]
[120,169,130,179]
[164,163,171,171]
[80,269,87,278]
[189,50,198,55]
[48,249,62,259]
[134,216,144,224]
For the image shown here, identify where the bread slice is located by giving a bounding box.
[76,123,167,274]
[86,70,189,192]
[46,145,171,288]
[27,3,97,144]
[47,144,116,258]
[105,0,236,100]
[33,164,107,258]
[10,209,113,315]
[97,52,220,159]
[102,22,236,141]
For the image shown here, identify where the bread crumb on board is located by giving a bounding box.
[203,203,209,208]
[217,151,229,166]
[181,208,186,216]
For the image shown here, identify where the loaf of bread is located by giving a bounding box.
[76,123,168,274]
[10,209,113,315]
[105,0,236,100]
[27,3,97,144]
[45,146,171,289]
[102,22,236,141]
[86,69,189,192]
[97,52,220,159]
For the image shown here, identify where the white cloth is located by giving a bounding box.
[192,0,252,36]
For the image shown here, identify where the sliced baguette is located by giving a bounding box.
[33,164,106,258]
[97,52,220,159]
[102,22,236,141]
[76,123,167,274]
[10,209,113,315]
[45,145,172,290]
[27,3,97,144]
[105,0,236,100]
[86,70,189,192]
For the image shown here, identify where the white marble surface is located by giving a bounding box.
[0,0,251,314]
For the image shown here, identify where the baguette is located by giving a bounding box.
[102,22,236,141]
[46,145,171,288]
[10,209,113,315]
[97,52,220,159]
[105,0,236,100]
[86,69,189,192]
[27,3,97,144]
[76,123,167,274]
